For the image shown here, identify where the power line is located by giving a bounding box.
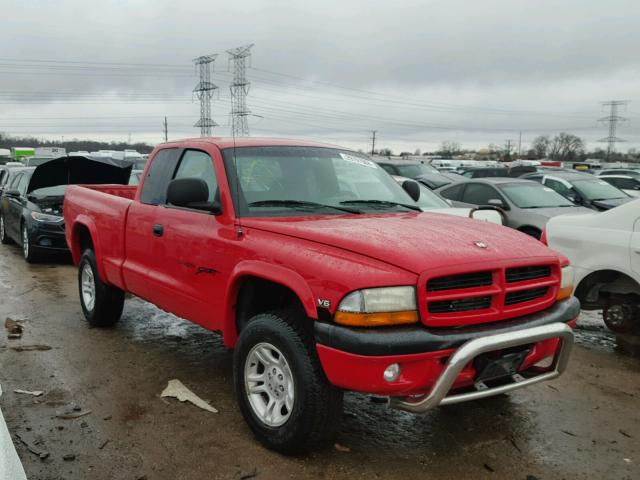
[599,100,630,158]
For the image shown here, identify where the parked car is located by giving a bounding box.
[128,170,143,186]
[598,175,640,197]
[376,159,439,178]
[414,172,464,190]
[544,199,640,334]
[392,176,504,224]
[522,171,633,211]
[0,156,131,262]
[458,167,509,178]
[435,178,592,239]
[64,138,578,454]
[595,168,640,178]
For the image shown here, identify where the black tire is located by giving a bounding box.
[603,298,637,334]
[21,222,40,263]
[78,249,125,327]
[0,213,12,245]
[233,310,343,454]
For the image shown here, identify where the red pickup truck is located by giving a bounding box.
[64,138,579,454]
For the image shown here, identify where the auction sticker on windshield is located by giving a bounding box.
[339,152,377,169]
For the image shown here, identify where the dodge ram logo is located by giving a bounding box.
[474,241,488,249]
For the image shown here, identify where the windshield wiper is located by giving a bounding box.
[248,200,361,214]
[339,200,422,211]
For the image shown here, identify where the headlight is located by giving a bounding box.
[334,286,418,327]
[31,212,63,223]
[556,265,574,301]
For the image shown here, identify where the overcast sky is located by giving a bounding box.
[1,0,639,153]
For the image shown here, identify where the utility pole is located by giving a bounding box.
[504,139,513,161]
[193,54,219,137]
[227,44,254,137]
[599,100,629,159]
[371,130,377,155]
[518,131,522,157]
[163,116,168,142]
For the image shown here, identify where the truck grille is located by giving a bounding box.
[427,271,493,292]
[428,296,492,313]
[505,287,549,306]
[422,263,559,327]
[506,266,551,283]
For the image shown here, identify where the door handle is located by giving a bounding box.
[152,224,164,237]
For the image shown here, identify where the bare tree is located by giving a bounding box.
[548,133,584,161]
[438,141,461,157]
[531,135,550,158]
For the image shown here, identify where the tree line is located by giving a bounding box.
[0,132,153,154]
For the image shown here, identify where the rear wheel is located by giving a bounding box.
[78,249,125,327]
[233,310,343,454]
[0,214,11,245]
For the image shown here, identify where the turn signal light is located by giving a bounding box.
[334,310,419,327]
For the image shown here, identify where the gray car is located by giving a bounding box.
[435,177,592,239]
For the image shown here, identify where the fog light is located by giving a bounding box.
[40,238,52,247]
[383,363,401,383]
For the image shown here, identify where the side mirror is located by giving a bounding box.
[166,178,221,214]
[567,193,581,204]
[4,189,20,198]
[470,206,506,225]
[401,180,420,202]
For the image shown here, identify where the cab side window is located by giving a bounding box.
[173,150,218,203]
[140,148,180,205]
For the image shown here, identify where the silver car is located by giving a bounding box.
[435,177,592,239]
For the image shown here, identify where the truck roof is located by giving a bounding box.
[160,137,346,150]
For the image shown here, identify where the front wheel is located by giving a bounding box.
[233,311,343,454]
[22,223,39,263]
[78,249,125,327]
[603,298,637,334]
[0,214,12,245]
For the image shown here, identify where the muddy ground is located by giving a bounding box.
[0,245,639,480]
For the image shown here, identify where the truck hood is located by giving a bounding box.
[27,155,132,194]
[243,213,557,274]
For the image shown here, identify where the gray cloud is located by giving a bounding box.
[0,0,638,152]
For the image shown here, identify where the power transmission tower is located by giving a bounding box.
[227,44,254,137]
[371,130,377,155]
[163,116,168,142]
[193,54,219,137]
[599,100,629,159]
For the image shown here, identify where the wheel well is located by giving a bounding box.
[575,269,640,309]
[75,224,94,254]
[235,277,306,333]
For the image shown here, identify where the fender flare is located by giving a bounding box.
[69,216,107,281]
[222,260,317,347]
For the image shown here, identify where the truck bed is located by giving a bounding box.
[64,184,137,289]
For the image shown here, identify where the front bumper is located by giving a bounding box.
[28,221,69,252]
[314,297,579,407]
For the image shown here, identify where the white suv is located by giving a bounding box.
[544,198,640,333]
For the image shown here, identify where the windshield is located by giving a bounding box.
[223,146,418,216]
[499,183,575,208]
[572,179,627,200]
[30,184,66,198]
[395,163,438,177]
